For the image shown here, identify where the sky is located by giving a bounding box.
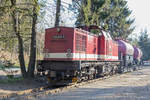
[47,0,75,27]
[127,0,150,37]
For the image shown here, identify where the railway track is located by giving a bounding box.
[2,73,127,99]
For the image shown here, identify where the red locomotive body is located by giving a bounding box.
[44,27,74,61]
[43,27,118,61]
[44,27,98,61]
[98,31,118,61]
[73,28,98,60]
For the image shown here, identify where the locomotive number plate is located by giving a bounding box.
[53,35,65,39]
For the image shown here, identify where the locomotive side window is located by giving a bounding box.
[75,34,86,52]
[76,34,80,51]
[82,36,86,51]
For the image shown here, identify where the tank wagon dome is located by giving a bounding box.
[116,40,134,55]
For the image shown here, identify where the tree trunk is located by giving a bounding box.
[12,12,27,78]
[10,0,27,78]
[27,8,37,78]
[17,35,27,78]
[55,0,61,27]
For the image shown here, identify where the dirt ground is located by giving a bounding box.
[2,66,150,100]
[0,70,45,98]
[9,66,150,100]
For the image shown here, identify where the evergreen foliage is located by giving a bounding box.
[138,29,150,60]
[75,0,135,38]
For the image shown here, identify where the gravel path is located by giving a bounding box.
[11,66,150,100]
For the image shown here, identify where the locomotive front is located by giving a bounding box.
[37,27,80,85]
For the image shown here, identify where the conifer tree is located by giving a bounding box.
[75,0,135,38]
[138,29,150,60]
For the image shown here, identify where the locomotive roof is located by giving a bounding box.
[46,26,103,37]
[45,26,74,30]
[75,28,98,37]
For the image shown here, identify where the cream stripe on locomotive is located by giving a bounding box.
[44,53,118,60]
[98,55,118,60]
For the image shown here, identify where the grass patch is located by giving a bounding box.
[0,64,3,70]
[12,65,20,68]
[0,63,20,69]
[0,77,24,84]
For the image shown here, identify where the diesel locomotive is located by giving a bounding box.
[37,26,142,85]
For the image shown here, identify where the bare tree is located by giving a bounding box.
[55,0,61,27]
